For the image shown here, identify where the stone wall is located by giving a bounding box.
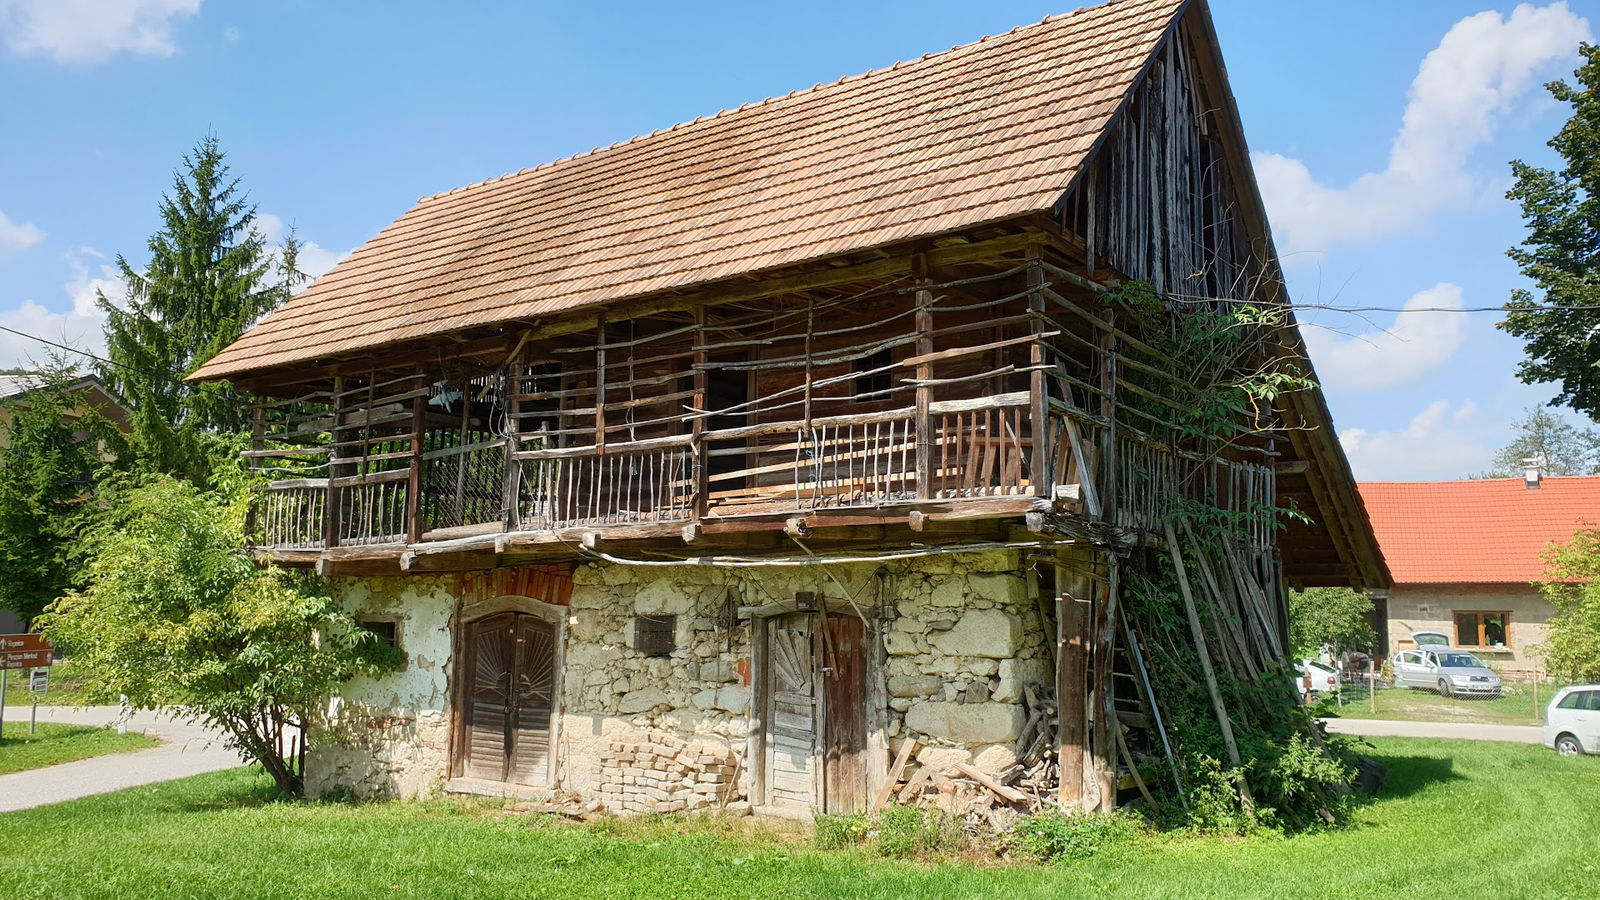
[307,576,456,799]
[312,549,1061,810]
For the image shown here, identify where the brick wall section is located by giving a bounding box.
[591,731,741,814]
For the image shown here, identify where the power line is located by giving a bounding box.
[0,323,241,403]
[1164,293,1600,314]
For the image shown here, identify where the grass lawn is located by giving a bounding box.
[0,737,1596,899]
[1324,681,1561,727]
[2,659,94,707]
[0,722,160,775]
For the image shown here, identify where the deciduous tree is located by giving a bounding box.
[1536,528,1600,682]
[38,474,397,796]
[1288,587,1375,659]
[0,371,107,626]
[1485,407,1600,476]
[1502,43,1600,418]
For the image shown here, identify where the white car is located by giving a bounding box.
[1544,685,1600,756]
[1293,659,1340,699]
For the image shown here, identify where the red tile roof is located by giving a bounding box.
[193,0,1188,381]
[1358,476,1600,584]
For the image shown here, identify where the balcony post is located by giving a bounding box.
[913,254,932,498]
[324,374,344,549]
[1027,250,1050,498]
[691,306,708,519]
[406,372,427,544]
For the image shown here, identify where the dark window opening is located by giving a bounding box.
[635,614,677,658]
[1454,611,1510,648]
[852,348,893,402]
[361,620,400,649]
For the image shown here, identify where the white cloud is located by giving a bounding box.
[1340,400,1492,480]
[0,0,201,64]
[0,249,125,369]
[1302,282,1466,389]
[0,208,44,251]
[1255,2,1590,255]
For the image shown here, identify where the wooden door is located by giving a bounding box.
[461,612,557,785]
[821,613,868,813]
[762,612,868,815]
[764,614,820,814]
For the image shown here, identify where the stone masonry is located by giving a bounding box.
[311,549,1060,811]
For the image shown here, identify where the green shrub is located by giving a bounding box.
[874,806,954,858]
[1008,810,1145,863]
[1181,755,1257,835]
[814,813,868,849]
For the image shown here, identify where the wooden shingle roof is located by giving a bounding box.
[195,0,1188,381]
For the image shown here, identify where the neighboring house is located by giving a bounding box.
[193,0,1385,815]
[0,373,131,453]
[1360,473,1600,675]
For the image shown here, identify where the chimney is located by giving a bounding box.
[1523,455,1544,490]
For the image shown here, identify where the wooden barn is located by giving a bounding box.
[194,0,1387,818]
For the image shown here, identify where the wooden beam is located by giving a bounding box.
[1056,556,1092,810]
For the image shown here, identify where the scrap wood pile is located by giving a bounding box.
[878,684,1060,829]
[1115,519,1352,825]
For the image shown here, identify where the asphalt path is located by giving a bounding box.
[1321,717,1543,744]
[0,705,246,813]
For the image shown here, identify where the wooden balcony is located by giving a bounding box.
[244,250,1280,571]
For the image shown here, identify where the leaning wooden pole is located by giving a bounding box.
[1164,520,1254,814]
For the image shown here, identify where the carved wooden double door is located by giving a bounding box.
[763,612,867,815]
[460,612,557,785]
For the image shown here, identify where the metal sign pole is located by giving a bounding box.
[1,667,7,741]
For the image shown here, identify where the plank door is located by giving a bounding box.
[461,612,557,785]
[821,613,868,814]
[509,614,557,785]
[764,614,820,814]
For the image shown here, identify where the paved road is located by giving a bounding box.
[1322,717,1544,744]
[0,706,246,813]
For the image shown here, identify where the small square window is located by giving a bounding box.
[852,349,893,402]
[361,620,399,649]
[635,614,677,658]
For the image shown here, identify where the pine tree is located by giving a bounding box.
[97,135,302,479]
[1502,44,1600,418]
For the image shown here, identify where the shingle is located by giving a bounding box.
[1358,477,1600,584]
[194,0,1186,380]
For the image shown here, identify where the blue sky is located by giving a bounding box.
[0,0,1595,480]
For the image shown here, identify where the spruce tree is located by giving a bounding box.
[97,135,302,480]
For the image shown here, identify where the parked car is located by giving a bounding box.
[1544,685,1600,756]
[1390,648,1502,698]
[1293,659,1340,699]
[1409,630,1450,649]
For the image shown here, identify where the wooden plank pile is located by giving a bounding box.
[878,684,1060,829]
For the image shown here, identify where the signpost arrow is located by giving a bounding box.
[0,635,55,740]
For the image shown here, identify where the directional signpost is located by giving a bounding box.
[1,634,55,739]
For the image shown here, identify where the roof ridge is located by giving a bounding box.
[417,1,1129,203]
[1361,474,1600,485]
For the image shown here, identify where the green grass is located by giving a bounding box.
[2,659,95,707]
[1325,680,1562,726]
[0,722,160,775]
[1,737,1597,898]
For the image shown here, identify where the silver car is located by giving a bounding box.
[1391,648,1503,698]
